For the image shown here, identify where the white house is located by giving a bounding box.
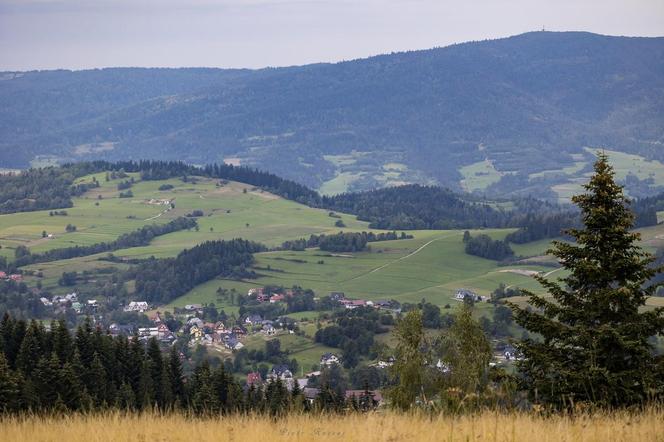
[320,353,340,366]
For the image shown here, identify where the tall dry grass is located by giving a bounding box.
[1,409,663,442]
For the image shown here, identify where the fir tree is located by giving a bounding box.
[510,153,664,408]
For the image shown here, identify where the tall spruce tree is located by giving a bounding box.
[510,153,664,408]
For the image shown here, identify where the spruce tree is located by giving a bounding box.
[0,353,18,412]
[16,321,44,376]
[510,153,664,408]
[167,346,185,405]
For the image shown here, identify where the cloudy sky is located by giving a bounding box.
[0,0,662,71]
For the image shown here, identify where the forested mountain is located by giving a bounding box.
[1,32,663,197]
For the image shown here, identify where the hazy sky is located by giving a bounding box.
[1,0,663,71]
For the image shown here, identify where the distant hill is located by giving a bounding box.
[1,31,663,199]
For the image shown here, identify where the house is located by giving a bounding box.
[40,297,53,307]
[0,271,6,279]
[214,321,227,334]
[138,327,159,337]
[225,335,244,350]
[124,301,149,312]
[202,334,214,346]
[244,314,263,326]
[65,292,78,302]
[372,358,394,369]
[247,287,264,296]
[330,292,345,301]
[190,325,203,339]
[184,304,202,311]
[9,274,23,282]
[87,299,98,308]
[269,364,293,381]
[320,353,340,367]
[269,294,285,303]
[454,289,484,303]
[187,317,204,327]
[71,302,83,314]
[246,372,263,388]
[108,323,134,336]
[344,300,366,310]
[232,325,247,336]
[345,390,383,408]
[262,324,277,336]
[303,387,320,403]
[269,365,294,390]
[503,345,522,361]
[157,323,170,338]
[373,300,392,309]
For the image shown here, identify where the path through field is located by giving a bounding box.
[346,232,460,282]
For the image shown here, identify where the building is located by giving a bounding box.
[269,294,285,303]
[124,301,149,312]
[454,289,485,303]
[244,314,263,326]
[320,353,340,366]
[246,372,263,388]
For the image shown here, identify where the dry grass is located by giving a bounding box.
[1,409,663,442]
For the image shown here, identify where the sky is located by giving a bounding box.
[0,0,663,71]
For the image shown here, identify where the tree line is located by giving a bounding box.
[462,231,515,261]
[279,231,413,253]
[2,160,660,238]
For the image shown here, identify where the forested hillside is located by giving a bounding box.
[1,32,663,198]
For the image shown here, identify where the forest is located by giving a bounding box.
[133,239,265,304]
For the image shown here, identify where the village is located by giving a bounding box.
[29,282,519,407]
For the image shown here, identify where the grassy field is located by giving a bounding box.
[166,229,553,311]
[1,172,369,260]
[1,409,662,442]
[459,159,503,193]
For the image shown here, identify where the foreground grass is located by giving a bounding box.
[1,410,663,442]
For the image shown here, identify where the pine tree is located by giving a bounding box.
[510,153,664,408]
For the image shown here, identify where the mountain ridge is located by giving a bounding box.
[2,31,663,199]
